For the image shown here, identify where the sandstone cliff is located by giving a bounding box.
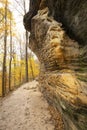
[24,0,87,130]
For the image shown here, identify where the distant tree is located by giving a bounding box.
[2,0,8,97]
[23,0,29,82]
[29,53,35,80]
[8,12,12,91]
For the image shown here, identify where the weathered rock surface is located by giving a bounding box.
[24,0,87,130]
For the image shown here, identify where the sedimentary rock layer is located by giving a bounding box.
[24,0,87,130]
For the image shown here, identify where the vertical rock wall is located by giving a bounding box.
[24,0,87,130]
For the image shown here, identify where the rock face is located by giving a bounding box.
[47,0,87,45]
[24,0,87,130]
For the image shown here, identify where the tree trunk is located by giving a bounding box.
[2,0,7,97]
[29,53,34,80]
[13,54,16,87]
[23,0,29,82]
[20,38,22,84]
[25,31,29,82]
[8,13,12,91]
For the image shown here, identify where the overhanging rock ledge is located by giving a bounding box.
[24,0,87,130]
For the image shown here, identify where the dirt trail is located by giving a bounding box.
[0,81,55,130]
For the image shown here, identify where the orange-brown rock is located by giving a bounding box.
[24,1,87,130]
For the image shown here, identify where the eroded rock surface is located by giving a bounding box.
[24,0,87,130]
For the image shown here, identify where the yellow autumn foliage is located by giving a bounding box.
[0,55,40,96]
[0,1,15,36]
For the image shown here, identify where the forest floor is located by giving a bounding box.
[0,80,63,130]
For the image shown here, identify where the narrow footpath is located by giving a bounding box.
[0,81,55,130]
